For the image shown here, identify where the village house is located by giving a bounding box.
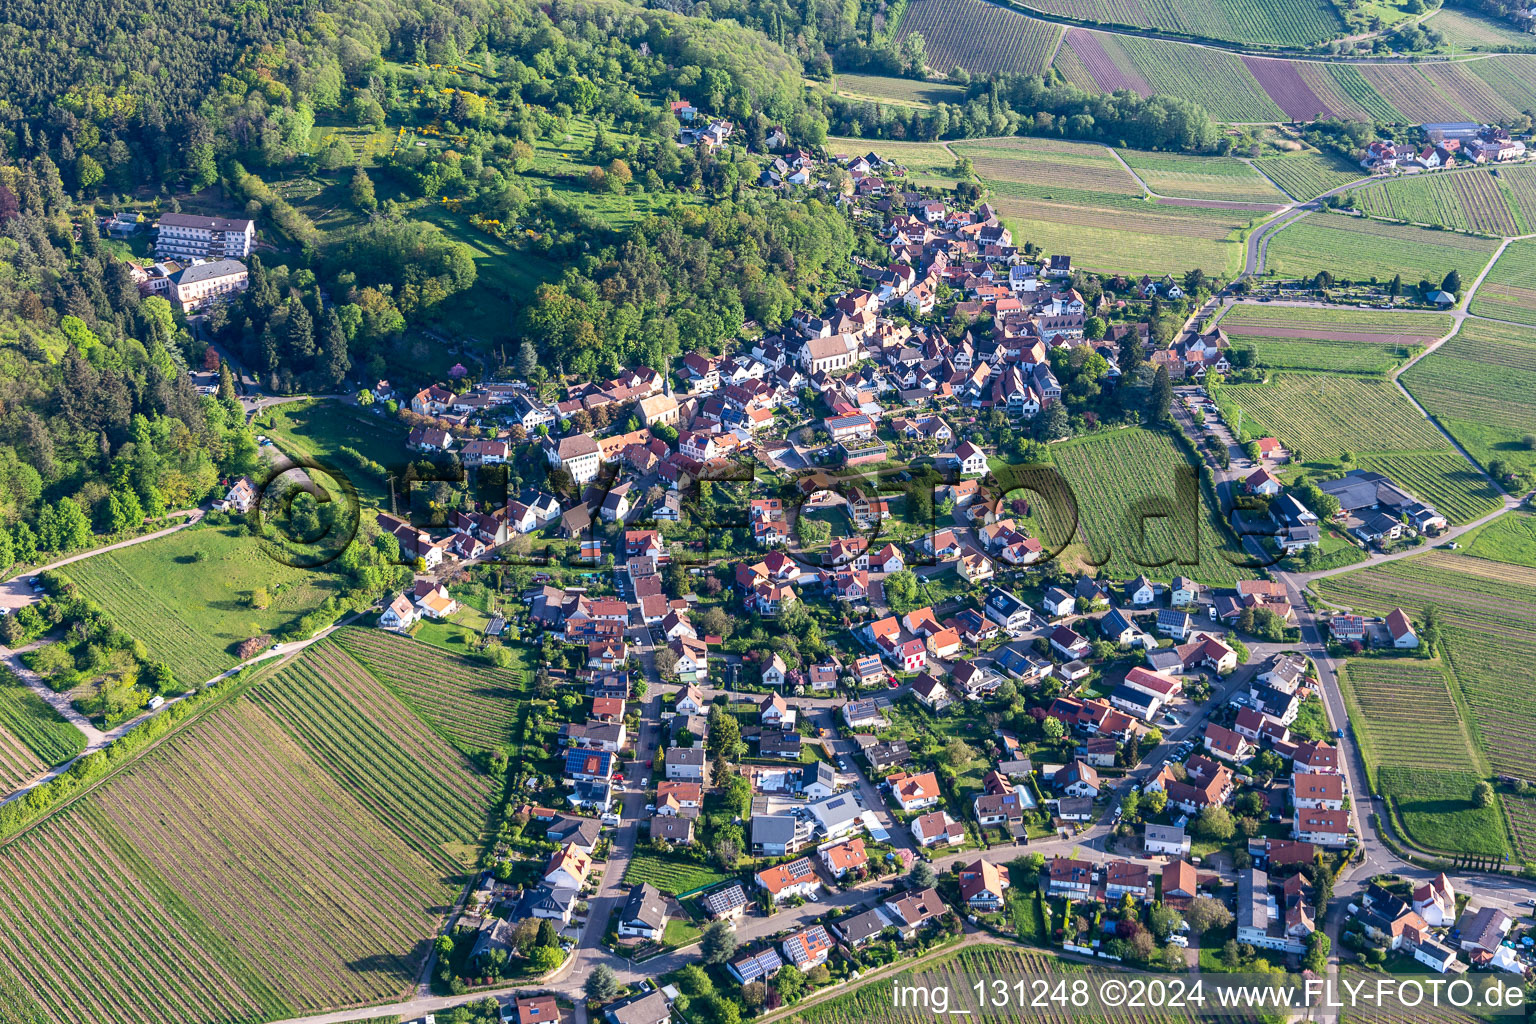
[958,859,1011,911]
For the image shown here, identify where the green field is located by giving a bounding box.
[1216,375,1447,462]
[1250,151,1365,202]
[832,74,968,107]
[58,525,346,685]
[333,626,531,756]
[1023,0,1345,47]
[1469,238,1536,326]
[1045,427,1256,586]
[258,399,407,507]
[1379,766,1513,859]
[1117,149,1289,204]
[0,670,85,794]
[1265,211,1502,284]
[1400,317,1536,478]
[622,853,731,895]
[1464,510,1536,568]
[1215,303,1449,375]
[1352,167,1526,236]
[0,641,492,1024]
[1315,552,1536,852]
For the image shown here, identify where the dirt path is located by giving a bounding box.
[0,509,202,615]
[0,648,105,746]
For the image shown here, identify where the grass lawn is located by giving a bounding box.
[1196,923,1237,972]
[1007,889,1047,944]
[662,918,702,948]
[1463,510,1536,568]
[256,399,406,508]
[58,524,345,684]
[411,608,493,654]
[1280,524,1367,573]
[1379,766,1513,859]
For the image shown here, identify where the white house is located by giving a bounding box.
[950,441,988,477]
[617,883,669,939]
[1144,824,1190,856]
[379,594,418,631]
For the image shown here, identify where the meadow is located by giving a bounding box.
[256,399,407,508]
[1020,0,1344,47]
[1250,150,1365,202]
[898,0,1063,76]
[333,626,530,756]
[0,641,491,1024]
[1351,167,1527,237]
[1046,427,1256,586]
[58,525,346,685]
[1263,212,1502,284]
[1400,317,1536,478]
[1464,510,1536,568]
[831,74,967,108]
[1116,148,1289,204]
[1215,303,1449,375]
[1468,238,1536,326]
[1378,766,1513,859]
[1216,375,1448,462]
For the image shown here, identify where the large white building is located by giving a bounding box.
[169,260,249,312]
[154,213,256,261]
